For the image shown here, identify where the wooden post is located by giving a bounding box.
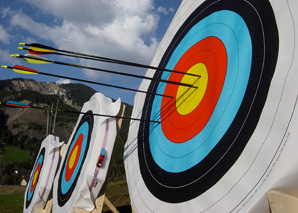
[268,187,298,213]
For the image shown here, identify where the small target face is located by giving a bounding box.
[138,0,279,203]
[25,147,45,208]
[57,112,94,206]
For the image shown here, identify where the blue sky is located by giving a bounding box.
[0,0,182,104]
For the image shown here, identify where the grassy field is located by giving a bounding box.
[0,180,131,212]
[0,185,26,213]
[0,145,31,163]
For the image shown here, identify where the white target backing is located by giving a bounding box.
[24,135,62,213]
[53,93,121,212]
[124,0,298,212]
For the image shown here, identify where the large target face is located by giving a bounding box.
[57,112,94,206]
[138,0,278,203]
[25,147,45,208]
[123,0,298,212]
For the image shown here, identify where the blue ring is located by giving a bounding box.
[61,122,89,194]
[149,10,252,172]
[27,150,44,201]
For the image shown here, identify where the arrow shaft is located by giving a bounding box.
[3,65,173,99]
[0,101,160,123]
[20,43,200,77]
[21,55,198,88]
[38,70,173,98]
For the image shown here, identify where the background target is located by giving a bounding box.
[57,111,94,206]
[125,0,298,212]
[24,135,62,213]
[25,147,45,209]
[53,92,121,212]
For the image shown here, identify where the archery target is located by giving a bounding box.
[25,148,45,210]
[53,93,121,213]
[57,112,94,205]
[24,135,62,213]
[125,0,298,212]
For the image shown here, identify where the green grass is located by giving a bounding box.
[103,180,131,212]
[0,145,31,163]
[0,193,24,213]
[0,181,131,213]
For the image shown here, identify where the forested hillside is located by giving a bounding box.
[0,78,132,185]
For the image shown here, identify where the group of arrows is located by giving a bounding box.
[1,43,200,122]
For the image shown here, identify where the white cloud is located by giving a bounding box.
[56,78,72,84]
[10,0,161,80]
[157,6,175,15]
[169,7,175,13]
[157,6,168,15]
[0,25,10,44]
[0,49,20,65]
[1,7,11,18]
[25,0,115,26]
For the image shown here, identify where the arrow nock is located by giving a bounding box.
[10,54,20,58]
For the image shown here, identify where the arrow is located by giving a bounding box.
[2,100,31,108]
[1,65,173,99]
[1,65,39,74]
[11,54,198,89]
[0,100,161,123]
[19,42,200,77]
[12,54,53,64]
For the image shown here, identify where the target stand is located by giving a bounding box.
[268,188,298,213]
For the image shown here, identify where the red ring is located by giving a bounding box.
[65,134,84,182]
[30,163,41,193]
[161,36,227,143]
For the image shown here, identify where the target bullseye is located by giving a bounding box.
[176,63,208,115]
[65,134,83,182]
[160,36,227,143]
[68,146,78,168]
[30,163,41,192]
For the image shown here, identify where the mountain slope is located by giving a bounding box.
[0,78,131,184]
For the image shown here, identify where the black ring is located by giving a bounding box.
[138,0,278,203]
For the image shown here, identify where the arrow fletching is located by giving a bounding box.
[4,101,31,108]
[22,54,54,64]
[28,46,55,55]
[19,42,57,50]
[11,53,54,64]
[12,65,39,74]
[1,65,38,75]
[18,46,52,55]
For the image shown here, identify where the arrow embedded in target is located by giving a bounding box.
[1,64,173,99]
[18,42,200,77]
[11,54,198,88]
[0,99,160,123]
